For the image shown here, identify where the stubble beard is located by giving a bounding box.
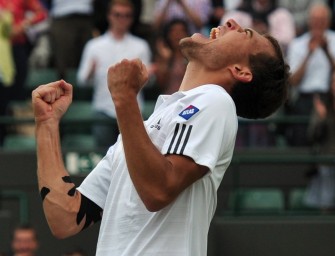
[179,37,203,61]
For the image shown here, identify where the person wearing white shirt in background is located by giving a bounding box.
[278,0,327,36]
[77,0,151,151]
[221,0,296,53]
[286,3,335,146]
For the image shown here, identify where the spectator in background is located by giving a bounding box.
[154,0,212,34]
[0,7,15,146]
[0,0,47,101]
[221,0,296,53]
[305,72,335,212]
[220,1,253,29]
[9,224,39,256]
[136,0,156,52]
[153,19,190,94]
[77,0,151,151]
[286,3,335,146]
[207,0,225,28]
[49,0,94,80]
[92,0,142,37]
[224,0,243,10]
[279,0,326,36]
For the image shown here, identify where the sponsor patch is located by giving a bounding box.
[179,105,199,120]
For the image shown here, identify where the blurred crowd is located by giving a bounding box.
[0,0,335,152]
[0,0,334,224]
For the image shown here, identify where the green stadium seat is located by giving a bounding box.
[61,101,93,134]
[3,134,36,151]
[62,134,95,150]
[289,188,308,210]
[26,68,58,89]
[66,68,78,86]
[228,188,285,215]
[287,188,319,215]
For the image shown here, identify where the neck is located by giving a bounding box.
[109,28,127,40]
[179,62,233,93]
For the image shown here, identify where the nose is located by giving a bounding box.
[225,19,242,31]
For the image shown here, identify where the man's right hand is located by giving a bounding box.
[32,80,73,123]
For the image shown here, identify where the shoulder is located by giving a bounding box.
[85,34,107,48]
[127,34,150,47]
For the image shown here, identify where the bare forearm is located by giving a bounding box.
[36,121,83,238]
[114,95,174,210]
[36,121,66,184]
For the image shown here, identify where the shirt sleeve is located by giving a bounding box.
[162,87,237,172]
[77,40,95,86]
[287,40,306,73]
[77,147,115,209]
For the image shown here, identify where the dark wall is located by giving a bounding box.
[208,216,335,256]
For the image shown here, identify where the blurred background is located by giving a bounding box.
[0,0,335,255]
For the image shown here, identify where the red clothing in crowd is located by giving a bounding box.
[0,0,47,45]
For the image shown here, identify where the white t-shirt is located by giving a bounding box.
[287,30,335,93]
[77,32,151,117]
[78,84,238,256]
[51,0,93,17]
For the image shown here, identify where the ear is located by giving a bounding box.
[228,65,253,83]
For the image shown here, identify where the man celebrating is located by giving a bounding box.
[32,19,289,255]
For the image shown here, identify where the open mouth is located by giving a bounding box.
[209,27,220,39]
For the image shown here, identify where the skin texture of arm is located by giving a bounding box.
[108,59,208,212]
[32,81,90,238]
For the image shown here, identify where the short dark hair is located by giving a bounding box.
[230,34,290,119]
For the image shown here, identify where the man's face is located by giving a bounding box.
[108,4,134,33]
[179,19,275,69]
[11,229,38,256]
[309,6,330,38]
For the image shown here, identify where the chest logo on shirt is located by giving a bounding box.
[179,105,199,120]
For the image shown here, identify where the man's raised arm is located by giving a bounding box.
[32,80,102,238]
